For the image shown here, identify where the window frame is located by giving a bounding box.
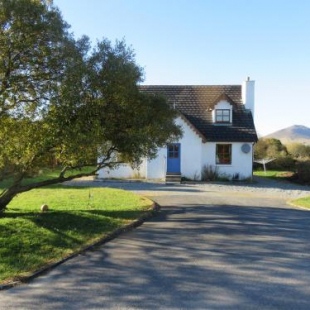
[215,109,231,123]
[216,144,232,165]
[168,144,180,159]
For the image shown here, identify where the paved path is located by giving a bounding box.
[1,179,310,309]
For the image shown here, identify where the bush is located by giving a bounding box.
[253,156,295,172]
[268,156,296,170]
[201,165,218,181]
[294,160,310,185]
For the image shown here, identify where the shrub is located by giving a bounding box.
[268,156,296,170]
[201,165,218,181]
[295,160,310,185]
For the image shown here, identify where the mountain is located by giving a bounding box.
[264,125,310,145]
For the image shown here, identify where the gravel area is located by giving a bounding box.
[192,176,310,198]
[65,176,310,199]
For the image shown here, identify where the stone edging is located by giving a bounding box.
[0,202,160,291]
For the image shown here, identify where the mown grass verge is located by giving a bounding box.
[253,170,294,179]
[290,196,310,209]
[0,184,153,285]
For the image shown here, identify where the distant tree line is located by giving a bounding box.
[254,138,310,184]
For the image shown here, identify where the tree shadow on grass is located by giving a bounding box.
[2,208,148,235]
[0,208,151,284]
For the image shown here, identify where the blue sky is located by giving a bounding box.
[54,0,310,136]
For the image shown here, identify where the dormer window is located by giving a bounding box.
[215,109,230,123]
[211,94,235,124]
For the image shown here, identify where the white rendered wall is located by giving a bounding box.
[97,118,254,181]
[97,159,146,179]
[145,147,166,180]
[202,142,253,180]
[178,117,202,179]
[146,117,202,179]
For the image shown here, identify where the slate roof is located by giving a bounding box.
[139,85,258,143]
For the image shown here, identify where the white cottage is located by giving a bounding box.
[98,78,258,182]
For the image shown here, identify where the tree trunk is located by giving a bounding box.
[0,189,17,213]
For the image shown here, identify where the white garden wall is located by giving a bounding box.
[145,147,166,179]
[97,159,147,179]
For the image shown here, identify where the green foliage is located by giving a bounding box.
[0,186,153,283]
[254,138,296,171]
[254,170,294,179]
[51,44,182,166]
[201,165,218,181]
[0,0,74,186]
[254,138,288,159]
[0,0,182,211]
[294,160,310,185]
[286,143,310,159]
[254,139,310,182]
[0,0,70,118]
[268,156,296,170]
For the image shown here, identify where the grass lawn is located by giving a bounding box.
[0,179,153,285]
[253,170,294,179]
[291,196,310,209]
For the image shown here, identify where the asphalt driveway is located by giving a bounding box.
[1,179,310,309]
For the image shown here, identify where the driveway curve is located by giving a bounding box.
[1,177,310,309]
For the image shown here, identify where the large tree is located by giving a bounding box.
[0,0,182,212]
[254,138,288,159]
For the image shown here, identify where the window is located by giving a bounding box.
[216,144,232,164]
[168,144,180,158]
[215,109,231,123]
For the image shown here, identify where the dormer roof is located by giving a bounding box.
[211,93,237,108]
[139,85,258,143]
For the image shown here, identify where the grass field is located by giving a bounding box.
[0,176,153,284]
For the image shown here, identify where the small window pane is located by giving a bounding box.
[216,144,232,164]
[168,144,180,158]
[215,109,231,123]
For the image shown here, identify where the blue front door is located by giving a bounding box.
[167,143,181,173]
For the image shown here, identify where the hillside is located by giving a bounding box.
[264,125,310,145]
